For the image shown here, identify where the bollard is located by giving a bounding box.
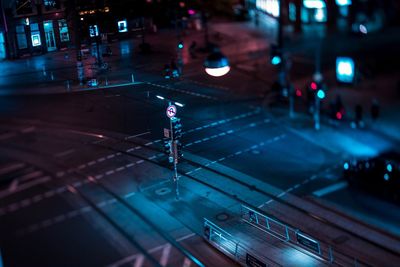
[131,74,135,83]
[65,80,71,91]
[50,72,54,81]
[105,77,108,86]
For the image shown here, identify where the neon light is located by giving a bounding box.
[156,95,164,100]
[205,66,230,77]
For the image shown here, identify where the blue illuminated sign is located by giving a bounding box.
[336,0,352,6]
[31,34,41,46]
[118,20,127,33]
[89,25,99,37]
[336,57,355,83]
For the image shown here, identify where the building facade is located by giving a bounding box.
[5,0,71,59]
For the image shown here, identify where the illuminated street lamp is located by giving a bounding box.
[204,48,230,77]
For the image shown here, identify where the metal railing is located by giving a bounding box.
[203,218,282,267]
[240,205,370,267]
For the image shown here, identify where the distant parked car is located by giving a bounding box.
[343,152,400,204]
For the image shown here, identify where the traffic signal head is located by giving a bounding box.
[178,41,184,49]
[271,55,282,65]
[270,44,282,66]
[310,82,317,91]
[317,89,325,99]
[171,117,182,140]
[163,139,172,154]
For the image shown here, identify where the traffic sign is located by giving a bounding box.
[166,105,177,118]
[163,128,170,138]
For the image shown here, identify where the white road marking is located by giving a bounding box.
[0,153,162,217]
[146,82,217,100]
[54,149,76,158]
[0,176,51,199]
[125,131,151,140]
[107,233,196,267]
[185,134,286,177]
[182,258,192,267]
[160,244,171,266]
[134,255,145,267]
[312,181,348,197]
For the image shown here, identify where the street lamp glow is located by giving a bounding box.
[156,95,165,100]
[204,48,230,77]
[205,66,231,77]
[174,102,184,107]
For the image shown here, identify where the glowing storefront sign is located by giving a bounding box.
[303,0,326,9]
[336,57,355,83]
[118,20,128,33]
[31,34,41,46]
[256,0,279,17]
[89,25,99,37]
[336,0,352,6]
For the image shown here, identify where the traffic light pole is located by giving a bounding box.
[314,96,320,130]
[169,103,180,200]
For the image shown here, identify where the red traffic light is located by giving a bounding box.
[310,82,317,90]
[336,111,343,120]
[295,89,302,97]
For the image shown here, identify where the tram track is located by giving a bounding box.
[1,118,399,261]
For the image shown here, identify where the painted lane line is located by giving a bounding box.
[146,82,217,100]
[0,157,151,217]
[0,176,51,199]
[107,233,196,267]
[160,244,172,266]
[185,134,286,177]
[183,258,192,267]
[312,181,348,197]
[54,149,76,158]
[125,131,151,140]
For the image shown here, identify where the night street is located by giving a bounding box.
[1,0,400,266]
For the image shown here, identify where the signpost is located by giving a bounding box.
[166,104,180,200]
[166,105,177,118]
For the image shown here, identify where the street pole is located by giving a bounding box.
[313,28,324,130]
[314,96,320,130]
[277,0,294,118]
[168,102,179,200]
[72,0,84,85]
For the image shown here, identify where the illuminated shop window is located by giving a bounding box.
[30,23,41,47]
[16,25,28,49]
[58,19,70,42]
[118,20,128,33]
[89,25,99,37]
